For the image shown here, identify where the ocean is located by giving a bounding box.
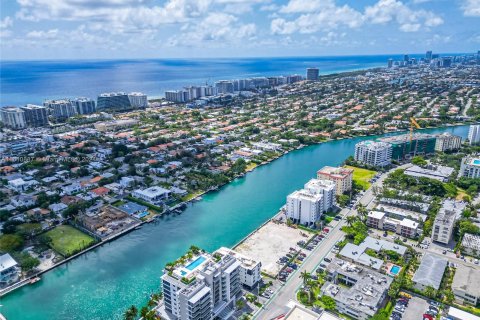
[0,55,414,107]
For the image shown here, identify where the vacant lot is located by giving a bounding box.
[45,225,95,257]
[345,165,376,190]
[235,221,309,276]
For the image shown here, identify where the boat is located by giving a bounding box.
[134,226,142,230]
[30,276,41,284]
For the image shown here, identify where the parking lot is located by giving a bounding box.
[235,221,310,276]
[402,296,428,320]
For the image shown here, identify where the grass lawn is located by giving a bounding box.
[245,163,258,171]
[181,191,204,202]
[456,187,470,201]
[345,165,376,190]
[16,223,42,236]
[45,225,95,257]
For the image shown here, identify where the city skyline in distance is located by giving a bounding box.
[0,0,479,60]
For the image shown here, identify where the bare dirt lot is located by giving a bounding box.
[235,221,310,276]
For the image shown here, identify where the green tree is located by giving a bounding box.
[320,295,336,310]
[123,305,137,320]
[424,286,436,298]
[0,234,24,253]
[411,156,427,166]
[300,270,311,285]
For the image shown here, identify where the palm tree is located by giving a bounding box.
[124,305,138,320]
[356,204,368,219]
[300,270,311,285]
[346,216,357,227]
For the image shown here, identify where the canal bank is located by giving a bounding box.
[0,125,470,320]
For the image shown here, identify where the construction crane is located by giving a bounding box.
[410,117,421,156]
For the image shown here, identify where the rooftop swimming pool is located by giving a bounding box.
[185,256,207,271]
[473,159,480,165]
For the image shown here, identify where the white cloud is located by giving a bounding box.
[364,0,443,30]
[280,0,336,13]
[0,16,13,29]
[169,12,256,46]
[26,29,59,39]
[272,1,364,34]
[271,0,444,35]
[462,0,480,16]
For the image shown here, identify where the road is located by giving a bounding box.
[254,168,395,320]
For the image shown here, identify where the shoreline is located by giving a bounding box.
[1,121,471,298]
[1,122,471,298]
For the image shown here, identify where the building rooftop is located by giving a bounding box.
[0,253,18,272]
[284,305,320,320]
[448,306,480,320]
[214,247,260,270]
[404,165,454,182]
[135,186,171,198]
[451,264,480,297]
[317,166,353,179]
[462,233,480,251]
[378,133,435,144]
[323,258,393,317]
[118,201,148,215]
[339,237,407,270]
[435,199,466,225]
[412,253,448,290]
[356,140,391,150]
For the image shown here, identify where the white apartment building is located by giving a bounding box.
[132,186,171,205]
[354,140,392,167]
[367,211,419,239]
[128,92,148,108]
[214,247,261,290]
[459,156,480,178]
[435,133,462,152]
[468,124,480,145]
[286,190,324,226]
[303,179,336,212]
[321,258,393,320]
[432,200,466,244]
[452,264,480,306]
[161,251,242,320]
[0,106,26,129]
[317,166,353,195]
[461,233,480,258]
[0,253,20,287]
[44,99,78,120]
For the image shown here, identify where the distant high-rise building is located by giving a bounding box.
[21,104,49,127]
[215,80,234,94]
[306,68,319,81]
[286,74,303,84]
[0,106,26,129]
[403,54,409,62]
[468,125,480,145]
[96,92,132,112]
[44,99,77,121]
[74,98,96,115]
[426,51,433,61]
[165,90,186,103]
[441,57,452,68]
[387,59,393,68]
[128,92,148,108]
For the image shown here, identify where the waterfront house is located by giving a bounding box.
[0,253,20,287]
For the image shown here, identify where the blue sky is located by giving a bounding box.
[0,0,479,60]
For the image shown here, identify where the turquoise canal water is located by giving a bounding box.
[0,125,470,320]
